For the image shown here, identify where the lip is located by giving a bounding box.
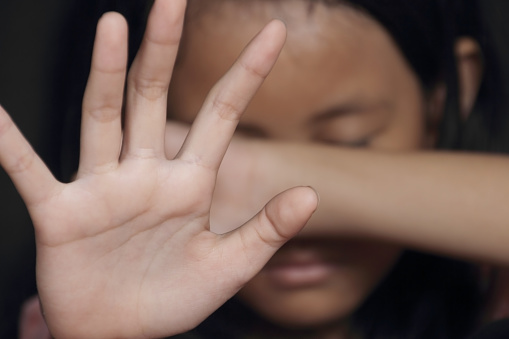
[263,247,340,289]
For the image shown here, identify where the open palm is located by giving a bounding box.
[0,1,317,338]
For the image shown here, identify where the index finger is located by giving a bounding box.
[177,20,286,171]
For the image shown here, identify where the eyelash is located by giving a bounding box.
[235,126,371,148]
[322,138,369,148]
[345,139,370,148]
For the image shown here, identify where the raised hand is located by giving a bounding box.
[0,0,318,338]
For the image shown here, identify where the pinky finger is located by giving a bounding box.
[0,105,58,206]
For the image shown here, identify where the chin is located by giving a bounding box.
[237,286,360,331]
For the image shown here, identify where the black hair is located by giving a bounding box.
[48,0,502,337]
[310,0,507,155]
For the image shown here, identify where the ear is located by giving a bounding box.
[455,37,483,119]
[424,38,483,148]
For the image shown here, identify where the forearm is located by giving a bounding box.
[260,142,509,264]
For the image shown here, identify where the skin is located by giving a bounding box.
[0,1,318,338]
[166,1,424,336]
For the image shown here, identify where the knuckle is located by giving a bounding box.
[256,208,288,247]
[9,148,36,174]
[130,76,168,101]
[124,147,159,160]
[211,92,243,122]
[83,105,120,123]
[240,59,267,80]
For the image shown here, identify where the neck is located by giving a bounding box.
[311,321,361,339]
[244,318,360,339]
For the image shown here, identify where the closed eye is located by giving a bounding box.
[235,124,268,138]
[319,137,370,148]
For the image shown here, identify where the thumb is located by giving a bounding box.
[221,186,319,286]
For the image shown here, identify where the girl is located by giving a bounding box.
[163,0,504,337]
[6,0,509,338]
[161,1,490,338]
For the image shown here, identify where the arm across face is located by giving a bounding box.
[193,132,509,265]
[265,143,509,262]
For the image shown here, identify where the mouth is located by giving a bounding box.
[264,261,338,289]
[263,240,341,289]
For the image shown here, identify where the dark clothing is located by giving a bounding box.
[469,319,509,339]
[172,319,509,339]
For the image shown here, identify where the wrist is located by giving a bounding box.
[253,141,354,236]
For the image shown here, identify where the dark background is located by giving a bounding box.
[1,0,509,338]
[0,1,76,337]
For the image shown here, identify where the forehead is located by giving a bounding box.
[185,0,386,51]
[179,0,408,84]
[170,0,422,130]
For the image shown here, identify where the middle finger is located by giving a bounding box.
[123,0,186,158]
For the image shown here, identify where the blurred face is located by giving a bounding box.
[168,0,428,334]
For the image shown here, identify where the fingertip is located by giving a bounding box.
[97,12,129,45]
[259,19,287,55]
[93,12,128,72]
[264,186,319,241]
[235,18,287,85]
[285,186,320,221]
[305,185,320,211]
[146,0,187,44]
[97,11,128,32]
[99,11,127,23]
[266,19,287,39]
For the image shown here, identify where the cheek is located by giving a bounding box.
[372,69,427,151]
[338,242,403,308]
[348,242,404,291]
[166,62,216,123]
[373,109,426,151]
